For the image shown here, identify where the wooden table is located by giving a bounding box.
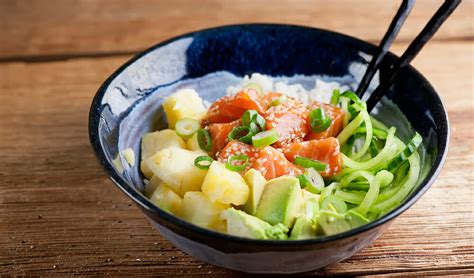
[1,0,473,276]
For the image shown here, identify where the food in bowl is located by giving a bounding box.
[137,73,423,240]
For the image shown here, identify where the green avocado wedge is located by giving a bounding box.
[241,169,267,215]
[290,216,317,240]
[222,208,288,240]
[255,176,304,228]
[318,209,370,236]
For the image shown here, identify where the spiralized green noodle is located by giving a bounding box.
[315,90,424,233]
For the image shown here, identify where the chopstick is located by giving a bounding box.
[355,0,415,98]
[359,0,462,112]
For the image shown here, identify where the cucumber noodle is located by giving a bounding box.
[325,91,423,221]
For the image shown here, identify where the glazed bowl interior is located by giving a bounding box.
[89,24,448,248]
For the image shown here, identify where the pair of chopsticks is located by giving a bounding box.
[355,0,461,112]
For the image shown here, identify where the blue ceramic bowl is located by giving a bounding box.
[89,24,449,274]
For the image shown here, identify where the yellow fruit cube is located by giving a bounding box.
[162,89,206,129]
[180,191,229,230]
[146,148,207,196]
[140,129,186,179]
[186,133,201,151]
[201,161,249,205]
[149,182,182,215]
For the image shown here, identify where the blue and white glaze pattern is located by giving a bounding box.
[89,24,449,273]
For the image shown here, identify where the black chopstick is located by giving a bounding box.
[366,0,462,112]
[355,0,415,99]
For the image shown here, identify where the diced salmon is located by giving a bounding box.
[218,140,302,180]
[206,89,265,123]
[282,138,342,177]
[263,93,309,148]
[306,102,345,140]
[209,120,241,156]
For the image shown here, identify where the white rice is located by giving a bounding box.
[226,73,350,104]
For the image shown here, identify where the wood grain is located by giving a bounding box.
[1,0,473,275]
[0,0,472,60]
[0,39,472,276]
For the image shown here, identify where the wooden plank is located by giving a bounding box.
[0,0,472,60]
[0,41,472,276]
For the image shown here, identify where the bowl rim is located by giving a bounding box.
[89,23,450,246]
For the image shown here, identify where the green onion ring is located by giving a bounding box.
[294,156,327,171]
[252,129,279,148]
[197,129,212,152]
[175,118,200,139]
[194,156,213,170]
[226,154,249,172]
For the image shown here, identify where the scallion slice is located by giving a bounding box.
[197,129,212,152]
[298,168,325,194]
[226,154,249,172]
[294,156,327,171]
[175,118,200,139]
[251,129,279,148]
[228,126,253,143]
[330,89,340,106]
[194,156,213,170]
[268,95,288,107]
[242,110,266,131]
[340,91,367,111]
[309,108,332,133]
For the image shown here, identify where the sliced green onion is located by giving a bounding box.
[387,132,423,171]
[294,156,327,171]
[340,91,367,111]
[298,168,325,194]
[309,108,332,133]
[330,89,340,106]
[194,156,213,170]
[197,129,212,152]
[252,129,279,148]
[355,126,388,139]
[175,118,200,139]
[345,181,370,191]
[228,126,253,143]
[242,110,258,127]
[226,154,249,172]
[242,110,266,131]
[268,95,288,107]
[244,83,263,96]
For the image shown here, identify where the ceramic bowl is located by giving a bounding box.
[89,24,449,274]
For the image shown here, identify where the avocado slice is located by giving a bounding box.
[241,169,267,215]
[345,210,370,228]
[290,216,317,240]
[302,189,320,219]
[255,176,304,228]
[222,208,288,240]
[318,210,351,235]
[318,209,370,236]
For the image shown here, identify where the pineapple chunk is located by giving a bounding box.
[144,176,162,197]
[112,148,135,174]
[181,191,229,229]
[146,148,207,196]
[186,133,201,151]
[149,182,182,215]
[140,129,186,179]
[162,89,206,129]
[201,161,249,205]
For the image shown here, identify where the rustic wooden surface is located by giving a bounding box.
[0,0,473,276]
